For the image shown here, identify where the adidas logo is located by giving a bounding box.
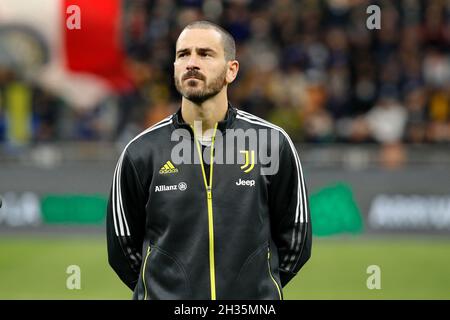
[159,161,179,174]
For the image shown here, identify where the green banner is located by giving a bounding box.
[41,194,107,224]
[309,183,363,236]
[39,184,363,234]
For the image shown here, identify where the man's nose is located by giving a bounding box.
[187,54,200,70]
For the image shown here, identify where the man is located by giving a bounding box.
[107,21,311,300]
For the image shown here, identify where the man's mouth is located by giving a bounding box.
[183,72,205,81]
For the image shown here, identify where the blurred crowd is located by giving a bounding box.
[0,0,449,147]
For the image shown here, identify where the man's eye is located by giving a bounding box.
[178,53,187,58]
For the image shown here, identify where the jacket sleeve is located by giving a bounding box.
[106,149,147,290]
[268,136,312,287]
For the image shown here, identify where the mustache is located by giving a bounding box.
[182,70,206,81]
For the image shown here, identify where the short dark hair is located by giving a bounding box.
[180,20,236,61]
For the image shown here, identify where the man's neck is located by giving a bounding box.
[181,88,228,138]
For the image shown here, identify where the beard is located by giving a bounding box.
[175,66,227,104]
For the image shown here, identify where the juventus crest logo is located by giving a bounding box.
[240,150,255,173]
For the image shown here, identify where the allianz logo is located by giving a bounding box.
[235,178,256,187]
[155,182,187,192]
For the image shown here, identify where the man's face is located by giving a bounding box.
[174,28,229,104]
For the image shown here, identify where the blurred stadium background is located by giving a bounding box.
[0,0,449,299]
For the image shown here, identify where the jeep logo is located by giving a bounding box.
[235,178,256,187]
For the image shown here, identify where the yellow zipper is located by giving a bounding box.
[142,245,152,300]
[192,123,218,300]
[268,248,282,300]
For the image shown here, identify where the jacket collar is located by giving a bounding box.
[172,102,237,133]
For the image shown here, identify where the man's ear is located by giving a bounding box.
[226,60,239,84]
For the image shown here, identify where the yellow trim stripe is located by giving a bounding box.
[142,246,152,300]
[192,123,218,300]
[206,189,216,300]
[268,248,282,300]
[208,127,217,187]
[194,137,209,189]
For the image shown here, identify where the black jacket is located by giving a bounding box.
[106,105,312,300]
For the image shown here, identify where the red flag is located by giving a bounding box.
[63,0,131,91]
[0,0,132,109]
